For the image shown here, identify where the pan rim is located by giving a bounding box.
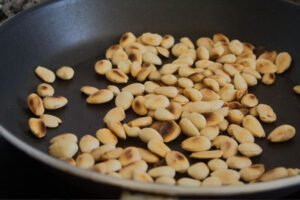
[1,0,300,196]
[1,125,300,196]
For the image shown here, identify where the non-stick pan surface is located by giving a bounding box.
[0,0,300,197]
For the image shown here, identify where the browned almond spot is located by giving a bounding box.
[151,121,180,143]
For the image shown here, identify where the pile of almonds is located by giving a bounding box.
[27,32,299,187]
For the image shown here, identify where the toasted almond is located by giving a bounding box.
[172,94,190,105]
[50,133,78,144]
[190,150,223,159]
[141,33,162,46]
[202,176,222,186]
[159,63,180,75]
[156,46,170,58]
[267,124,296,143]
[161,35,175,49]
[37,83,55,97]
[123,124,140,137]
[154,86,178,98]
[213,33,229,43]
[256,104,276,123]
[119,32,136,47]
[177,178,201,186]
[49,139,78,158]
[204,112,224,126]
[196,37,214,50]
[259,167,289,182]
[105,69,129,83]
[155,176,176,185]
[28,118,46,138]
[187,162,209,180]
[240,164,265,182]
[147,139,171,157]
[183,112,206,130]
[238,142,262,157]
[154,108,175,121]
[79,135,99,153]
[161,74,177,86]
[242,115,265,138]
[131,96,147,116]
[111,48,128,66]
[151,120,181,143]
[138,148,160,163]
[241,93,258,108]
[208,159,228,171]
[86,89,113,104]
[166,151,190,172]
[76,153,95,169]
[258,50,277,62]
[60,157,76,166]
[204,78,220,93]
[56,66,74,80]
[178,77,194,89]
[137,63,156,82]
[101,147,123,160]
[229,40,243,55]
[276,52,292,74]
[148,166,175,178]
[139,128,163,143]
[166,102,182,120]
[178,66,196,77]
[106,45,122,59]
[200,126,219,141]
[227,124,255,143]
[227,109,244,125]
[128,116,153,127]
[40,114,62,128]
[143,52,162,65]
[200,88,220,101]
[115,91,134,110]
[119,147,141,166]
[249,107,258,117]
[256,59,277,74]
[262,73,276,85]
[119,160,148,179]
[104,107,126,123]
[80,86,99,96]
[211,169,240,185]
[117,60,131,74]
[144,81,160,94]
[220,84,236,102]
[218,119,229,132]
[226,156,252,169]
[197,47,210,60]
[90,144,116,161]
[94,159,122,174]
[133,171,154,183]
[96,128,118,145]
[35,66,56,83]
[188,72,205,83]
[181,136,211,152]
[183,88,203,102]
[172,43,189,57]
[106,121,126,140]
[216,54,236,64]
[27,93,44,116]
[242,73,258,86]
[130,61,142,77]
[233,73,248,90]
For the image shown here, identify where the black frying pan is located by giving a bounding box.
[0,0,300,198]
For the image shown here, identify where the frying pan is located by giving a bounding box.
[0,0,300,197]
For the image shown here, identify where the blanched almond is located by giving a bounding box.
[80,86,98,96]
[144,95,169,110]
[211,169,240,185]
[141,33,162,46]
[240,164,265,182]
[139,128,163,143]
[161,35,175,49]
[154,108,175,121]
[155,177,176,185]
[130,61,142,77]
[94,159,122,174]
[148,166,175,178]
[119,160,148,179]
[37,83,54,97]
[90,144,116,161]
[276,52,292,74]
[115,91,134,110]
[200,126,219,141]
[183,88,203,102]
[238,143,262,157]
[119,147,141,166]
[154,86,178,98]
[181,136,211,152]
[101,148,123,160]
[40,114,62,128]
[242,115,265,138]
[27,93,44,116]
[262,73,276,85]
[105,69,129,83]
[183,100,224,114]
[86,90,113,104]
[104,107,125,123]
[79,135,100,153]
[227,109,244,125]
[187,162,209,180]
[28,118,46,138]
[147,139,171,157]
[256,104,277,123]
[202,176,222,186]
[227,124,254,143]
[119,32,136,47]
[106,121,126,139]
[106,45,122,59]
[241,93,258,107]
[256,59,277,74]
[49,139,78,158]
[208,159,228,171]
[132,96,148,116]
[138,148,159,163]
[128,116,153,127]
[151,120,181,143]
[76,153,95,169]
[233,73,248,90]
[123,124,140,137]
[267,124,296,143]
[204,112,224,126]
[183,112,206,130]
[96,128,118,145]
[190,150,223,159]
[50,133,78,144]
[226,156,252,169]
[179,118,200,137]
[259,167,289,182]
[133,171,154,183]
[35,66,56,83]
[111,48,128,66]
[177,178,201,186]
[166,151,190,172]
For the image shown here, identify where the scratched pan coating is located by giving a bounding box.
[0,0,300,197]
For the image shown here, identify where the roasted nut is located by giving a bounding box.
[227,124,255,143]
[147,139,171,157]
[37,83,55,97]
[144,81,160,93]
[35,66,56,83]
[143,52,162,65]
[117,60,131,74]
[94,159,122,174]
[161,35,175,49]
[27,93,44,116]
[267,124,296,143]
[141,33,162,46]
[120,32,136,47]
[183,100,224,114]
[201,88,220,101]
[154,108,176,121]
[208,159,228,171]
[60,157,76,166]
[200,126,219,141]
[128,116,153,127]
[123,124,140,137]
[156,46,170,58]
[144,95,169,110]
[49,139,78,158]
[56,66,74,80]
[105,69,129,83]
[86,89,114,104]
[119,160,148,179]
[233,73,248,90]
[183,88,203,102]
[151,121,181,143]
[256,104,276,123]
[138,148,159,163]
[104,107,125,123]
[240,164,265,182]
[177,178,201,186]
[161,74,177,86]
[218,137,238,159]
[119,147,141,166]
[238,143,262,157]
[159,63,180,75]
[216,54,236,64]
[112,48,128,66]
[79,135,100,153]
[155,177,176,185]
[242,115,265,138]
[95,59,113,75]
[96,128,118,145]
[190,150,223,159]
[50,133,78,144]
[165,102,182,120]
[204,78,220,93]
[154,86,178,98]
[133,171,154,183]
[241,93,258,107]
[115,91,134,110]
[204,112,224,126]
[294,85,300,95]
[183,112,206,130]
[259,167,289,182]
[261,73,276,86]
[130,61,142,77]
[197,47,210,60]
[202,176,222,186]
[276,52,292,74]
[40,114,62,128]
[172,43,189,57]
[242,73,258,86]
[181,136,211,152]
[106,45,122,59]
[90,144,115,161]
[258,50,277,62]
[179,118,200,137]
[187,162,209,180]
[229,40,244,55]
[137,63,156,82]
[80,86,98,96]
[226,156,252,169]
[166,151,190,172]
[211,169,240,185]
[172,94,189,105]
[28,118,46,138]
[76,153,95,169]
[220,84,236,102]
[131,96,148,116]
[227,109,244,125]
[148,166,175,178]
[101,148,123,160]
[106,121,126,139]
[139,128,163,143]
[256,59,277,74]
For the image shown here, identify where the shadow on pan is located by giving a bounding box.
[0,0,300,197]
